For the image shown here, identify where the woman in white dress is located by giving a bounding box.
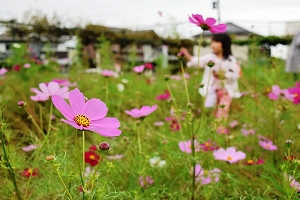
[180,33,242,120]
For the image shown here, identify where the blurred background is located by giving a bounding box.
[0,0,299,68]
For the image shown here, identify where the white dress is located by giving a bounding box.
[187,53,242,108]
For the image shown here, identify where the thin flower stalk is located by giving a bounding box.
[53,164,73,200]
[1,130,22,200]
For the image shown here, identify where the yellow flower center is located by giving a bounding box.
[204,142,210,147]
[89,155,96,160]
[266,88,271,93]
[294,94,298,98]
[74,114,90,127]
[266,144,270,149]
[27,169,33,174]
[247,160,254,164]
[227,156,232,161]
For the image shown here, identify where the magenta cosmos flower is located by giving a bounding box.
[189,14,226,33]
[51,88,121,137]
[258,140,277,151]
[213,147,246,164]
[178,140,201,153]
[30,82,69,102]
[125,105,158,118]
[287,87,300,104]
[133,65,145,74]
[156,90,170,100]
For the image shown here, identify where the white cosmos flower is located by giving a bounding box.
[149,156,166,168]
[117,83,124,92]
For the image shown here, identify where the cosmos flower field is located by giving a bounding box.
[1,15,300,200]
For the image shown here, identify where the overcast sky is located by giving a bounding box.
[1,0,300,38]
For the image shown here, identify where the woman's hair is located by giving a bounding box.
[212,34,232,59]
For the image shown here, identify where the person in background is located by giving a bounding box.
[83,43,96,68]
[180,33,242,121]
[286,29,300,81]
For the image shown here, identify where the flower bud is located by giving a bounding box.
[206,60,215,68]
[46,155,55,161]
[164,75,170,81]
[18,101,26,107]
[99,142,110,151]
[285,140,293,148]
[177,52,185,61]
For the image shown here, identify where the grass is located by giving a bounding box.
[0,52,299,199]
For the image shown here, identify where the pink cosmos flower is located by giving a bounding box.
[30,82,69,102]
[52,78,77,87]
[125,105,158,118]
[268,85,281,100]
[0,68,8,75]
[51,88,121,137]
[229,120,238,128]
[200,140,219,152]
[241,128,255,136]
[194,164,221,185]
[217,127,229,134]
[101,70,118,77]
[23,63,31,68]
[258,140,277,151]
[282,89,294,101]
[133,65,145,74]
[287,87,300,104]
[188,14,226,33]
[170,75,182,81]
[178,140,201,153]
[22,144,38,152]
[213,147,246,164]
[154,121,165,126]
[139,175,154,188]
[156,90,170,100]
[289,176,300,192]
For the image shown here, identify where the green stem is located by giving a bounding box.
[166,81,184,140]
[180,60,190,104]
[197,67,212,133]
[38,104,43,132]
[47,103,53,135]
[24,106,54,199]
[191,128,195,200]
[54,165,73,200]
[1,130,23,200]
[86,155,103,190]
[105,78,109,103]
[196,31,204,80]
[75,131,85,198]
[24,107,44,137]
[137,123,142,154]
[82,131,85,189]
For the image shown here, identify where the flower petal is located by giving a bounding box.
[205,17,216,26]
[192,14,205,24]
[83,98,108,120]
[69,88,85,114]
[48,82,60,95]
[39,83,50,95]
[52,95,75,120]
[88,117,121,137]
[61,119,83,130]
